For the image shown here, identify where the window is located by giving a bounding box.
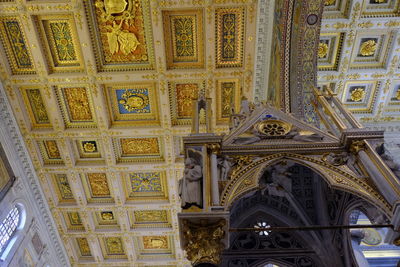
[254,221,271,236]
[0,206,21,259]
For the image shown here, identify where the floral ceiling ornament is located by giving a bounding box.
[350,88,366,102]
[360,40,377,57]
[318,42,329,58]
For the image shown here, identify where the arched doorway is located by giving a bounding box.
[221,162,389,267]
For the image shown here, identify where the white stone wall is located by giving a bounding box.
[0,85,68,266]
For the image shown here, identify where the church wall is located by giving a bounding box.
[0,85,68,266]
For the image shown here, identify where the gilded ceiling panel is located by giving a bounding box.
[37,140,64,165]
[168,80,205,125]
[101,236,127,259]
[361,0,400,17]
[51,173,75,204]
[76,237,92,258]
[162,9,204,69]
[318,32,344,71]
[54,86,97,128]
[35,14,83,73]
[64,211,85,231]
[215,7,245,68]
[322,0,351,19]
[86,0,155,72]
[136,235,174,259]
[93,210,119,230]
[20,87,52,129]
[81,172,114,203]
[341,80,380,113]
[113,137,163,163]
[131,210,171,228]
[349,30,394,69]
[216,78,241,124]
[0,17,35,75]
[72,139,104,165]
[103,82,159,126]
[124,171,168,201]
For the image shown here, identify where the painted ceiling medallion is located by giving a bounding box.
[359,39,377,57]
[118,89,149,111]
[350,88,366,102]
[318,42,329,58]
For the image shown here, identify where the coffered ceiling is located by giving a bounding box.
[0,0,258,265]
[318,0,400,131]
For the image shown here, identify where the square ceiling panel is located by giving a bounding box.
[81,172,114,203]
[71,139,105,165]
[0,16,35,75]
[123,171,168,202]
[113,137,163,163]
[37,139,64,165]
[130,209,172,229]
[85,0,155,72]
[55,86,97,128]
[162,9,205,69]
[103,82,160,126]
[322,0,351,19]
[342,80,380,113]
[63,211,85,231]
[100,236,128,260]
[362,0,400,17]
[216,78,241,124]
[168,80,205,125]
[135,235,174,260]
[34,14,84,73]
[318,32,344,71]
[93,210,120,230]
[19,86,52,129]
[51,173,76,205]
[350,30,394,69]
[215,7,245,68]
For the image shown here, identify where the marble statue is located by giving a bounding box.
[217,156,233,181]
[179,158,203,209]
[324,152,363,176]
[376,143,400,178]
[264,162,294,197]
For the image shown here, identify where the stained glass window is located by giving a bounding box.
[0,207,20,255]
[254,221,271,236]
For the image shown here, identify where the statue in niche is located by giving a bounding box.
[263,161,294,197]
[179,150,203,209]
[229,97,256,131]
[323,152,363,176]
[376,143,400,178]
[217,156,233,181]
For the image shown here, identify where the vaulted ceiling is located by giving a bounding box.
[0,0,399,266]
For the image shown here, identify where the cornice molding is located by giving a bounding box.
[0,84,69,266]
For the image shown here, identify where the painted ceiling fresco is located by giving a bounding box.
[317,0,400,131]
[0,0,257,265]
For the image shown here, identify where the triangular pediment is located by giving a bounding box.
[223,104,339,146]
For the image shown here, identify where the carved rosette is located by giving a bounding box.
[182,220,226,265]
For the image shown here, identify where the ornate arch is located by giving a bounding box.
[221,153,392,217]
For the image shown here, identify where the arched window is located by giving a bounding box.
[0,205,25,261]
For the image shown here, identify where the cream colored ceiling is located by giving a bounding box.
[318,0,400,131]
[0,0,257,266]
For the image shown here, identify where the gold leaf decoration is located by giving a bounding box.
[360,40,377,57]
[318,42,329,58]
[324,0,335,6]
[106,21,140,55]
[395,89,400,101]
[350,88,366,102]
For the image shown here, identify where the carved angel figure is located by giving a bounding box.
[179,157,203,209]
[106,20,140,55]
[376,143,400,178]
